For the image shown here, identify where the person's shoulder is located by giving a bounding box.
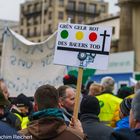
[66,127,87,140]
[110,128,138,140]
[0,121,15,132]
[0,121,21,140]
[101,93,122,103]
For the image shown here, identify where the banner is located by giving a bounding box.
[1,28,66,97]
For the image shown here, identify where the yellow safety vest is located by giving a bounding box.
[21,116,29,129]
[96,94,122,125]
[14,113,29,129]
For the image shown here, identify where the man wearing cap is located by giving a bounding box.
[11,93,33,130]
[115,98,132,130]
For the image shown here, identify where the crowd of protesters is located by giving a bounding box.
[0,75,140,140]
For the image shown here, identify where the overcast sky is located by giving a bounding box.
[0,0,120,21]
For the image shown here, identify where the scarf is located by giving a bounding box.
[30,108,64,121]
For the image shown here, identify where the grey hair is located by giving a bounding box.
[135,81,140,94]
[131,91,140,121]
[100,76,115,92]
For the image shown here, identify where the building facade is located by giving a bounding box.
[19,0,108,42]
[91,0,140,72]
[118,0,140,71]
[90,13,120,53]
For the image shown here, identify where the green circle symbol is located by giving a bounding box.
[61,30,69,39]
[99,100,104,108]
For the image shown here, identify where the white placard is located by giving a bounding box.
[54,23,112,70]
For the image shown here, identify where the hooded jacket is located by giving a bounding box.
[19,108,86,140]
[19,117,86,140]
[115,116,129,130]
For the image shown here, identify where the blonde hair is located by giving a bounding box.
[89,83,103,96]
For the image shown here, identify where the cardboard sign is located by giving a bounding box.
[54,23,112,70]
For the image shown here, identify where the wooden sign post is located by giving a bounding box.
[73,67,83,119]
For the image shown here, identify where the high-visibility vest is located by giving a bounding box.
[14,113,29,129]
[14,113,22,122]
[96,93,122,125]
[21,116,29,129]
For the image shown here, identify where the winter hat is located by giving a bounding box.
[0,90,10,106]
[63,74,77,88]
[120,98,132,116]
[80,95,100,116]
[117,86,134,99]
[13,93,31,107]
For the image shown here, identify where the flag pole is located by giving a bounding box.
[41,0,45,41]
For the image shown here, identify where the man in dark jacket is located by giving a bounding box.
[0,121,21,140]
[110,90,140,140]
[80,95,113,140]
[19,84,86,140]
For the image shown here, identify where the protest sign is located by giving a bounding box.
[54,23,112,70]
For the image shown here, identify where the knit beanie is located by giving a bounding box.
[120,98,132,116]
[63,74,77,88]
[117,86,133,99]
[80,95,100,116]
[13,93,31,107]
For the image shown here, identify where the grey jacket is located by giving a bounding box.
[80,113,113,140]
